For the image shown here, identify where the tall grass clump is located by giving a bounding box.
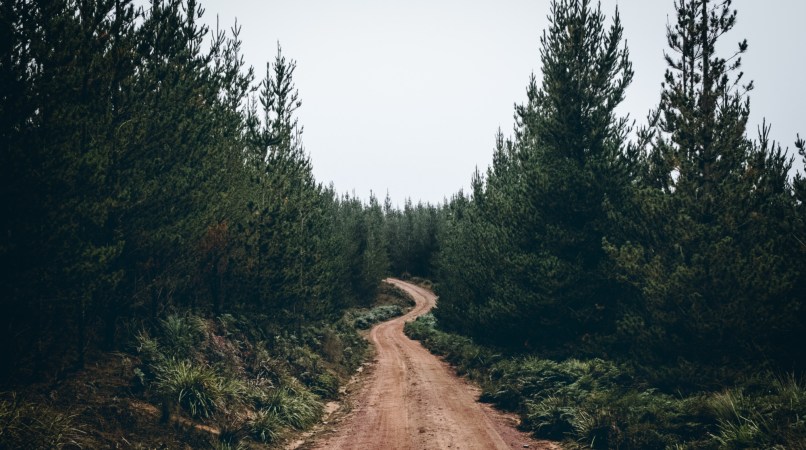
[160,314,206,358]
[703,379,806,449]
[247,409,284,443]
[153,358,225,419]
[261,382,323,430]
[0,394,83,449]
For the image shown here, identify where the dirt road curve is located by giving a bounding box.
[309,278,557,450]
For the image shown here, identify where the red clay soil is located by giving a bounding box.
[307,278,559,450]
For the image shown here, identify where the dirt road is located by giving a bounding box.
[309,278,557,450]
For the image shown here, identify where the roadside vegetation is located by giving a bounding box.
[0,281,414,448]
[347,283,415,330]
[133,312,358,447]
[407,314,806,449]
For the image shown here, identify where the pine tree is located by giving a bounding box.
[474,0,633,349]
[606,0,804,381]
[362,192,391,295]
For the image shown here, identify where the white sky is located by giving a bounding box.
[195,0,805,206]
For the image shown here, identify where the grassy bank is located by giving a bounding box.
[405,314,806,449]
[346,282,415,330]
[0,282,413,449]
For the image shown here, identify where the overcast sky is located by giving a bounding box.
[193,0,805,206]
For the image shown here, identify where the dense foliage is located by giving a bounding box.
[403,0,806,392]
[406,314,806,449]
[0,0,390,384]
[3,0,806,447]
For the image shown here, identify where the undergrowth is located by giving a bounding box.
[131,312,364,447]
[352,304,405,329]
[0,281,412,448]
[346,282,414,330]
[405,313,806,449]
[0,394,83,449]
[118,282,412,448]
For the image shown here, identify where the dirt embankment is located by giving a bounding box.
[305,278,558,450]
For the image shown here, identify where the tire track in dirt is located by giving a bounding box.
[307,278,559,450]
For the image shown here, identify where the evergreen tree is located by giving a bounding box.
[606,0,804,381]
[0,0,391,381]
[363,192,391,293]
[436,0,635,350]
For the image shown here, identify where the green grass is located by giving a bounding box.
[160,314,206,358]
[2,288,386,448]
[0,394,83,449]
[122,296,415,447]
[129,311,369,447]
[405,313,806,449]
[261,382,323,430]
[353,304,405,329]
[153,358,226,419]
[248,408,284,443]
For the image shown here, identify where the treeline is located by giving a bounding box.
[4,0,804,395]
[392,0,806,388]
[0,0,390,383]
[383,198,441,278]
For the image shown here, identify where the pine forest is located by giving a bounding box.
[1,0,805,448]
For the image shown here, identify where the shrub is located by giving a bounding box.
[710,416,762,449]
[329,321,368,373]
[153,358,225,419]
[248,409,284,443]
[406,311,790,449]
[135,331,164,368]
[706,390,746,424]
[353,305,404,329]
[161,314,205,358]
[409,277,433,290]
[376,282,417,308]
[263,383,323,430]
[568,407,619,450]
[216,411,247,448]
[318,328,344,365]
[310,370,340,399]
[700,379,806,449]
[128,312,372,446]
[524,396,575,439]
